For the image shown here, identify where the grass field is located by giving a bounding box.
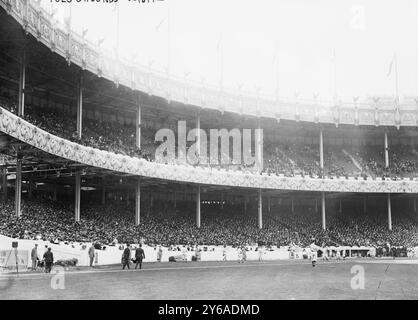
[1,259,418,300]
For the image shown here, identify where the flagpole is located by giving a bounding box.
[167,4,171,79]
[333,48,337,102]
[274,42,279,98]
[68,2,72,32]
[116,4,120,59]
[218,34,223,90]
[395,53,399,100]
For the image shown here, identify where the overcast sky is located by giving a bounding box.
[43,0,418,102]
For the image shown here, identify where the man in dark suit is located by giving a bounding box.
[43,247,54,273]
[88,243,95,267]
[135,244,146,270]
[122,244,131,270]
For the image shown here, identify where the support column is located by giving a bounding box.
[221,193,224,210]
[15,158,22,217]
[363,196,367,213]
[291,198,294,213]
[53,182,57,202]
[258,189,263,229]
[196,113,201,157]
[2,168,7,201]
[74,171,81,222]
[196,186,201,228]
[387,193,392,231]
[257,119,263,172]
[319,129,324,173]
[76,74,83,140]
[384,132,389,168]
[136,100,141,150]
[315,198,318,213]
[174,191,177,209]
[135,178,140,225]
[339,199,342,213]
[126,190,130,206]
[102,187,106,205]
[321,192,326,230]
[414,198,416,213]
[244,198,247,213]
[18,49,26,117]
[268,197,271,213]
[28,178,33,199]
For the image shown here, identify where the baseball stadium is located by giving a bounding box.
[0,0,418,300]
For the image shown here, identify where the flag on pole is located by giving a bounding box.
[64,17,72,32]
[272,41,279,96]
[331,48,336,62]
[155,17,167,32]
[217,34,223,51]
[113,2,120,58]
[332,48,337,101]
[387,53,396,77]
[217,33,224,88]
[387,53,399,99]
[64,1,72,32]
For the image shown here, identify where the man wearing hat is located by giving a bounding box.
[88,243,95,267]
[31,244,39,271]
[122,244,131,270]
[135,244,146,270]
[43,247,54,273]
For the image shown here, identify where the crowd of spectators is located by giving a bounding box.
[1,195,418,249]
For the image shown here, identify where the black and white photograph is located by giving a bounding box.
[0,0,418,308]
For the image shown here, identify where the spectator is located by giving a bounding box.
[43,247,54,273]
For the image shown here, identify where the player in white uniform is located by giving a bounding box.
[321,247,329,261]
[237,247,243,263]
[258,246,264,261]
[242,246,247,263]
[222,245,227,261]
[336,250,341,260]
[368,246,376,258]
[310,242,318,267]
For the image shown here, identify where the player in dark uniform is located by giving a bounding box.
[135,244,146,269]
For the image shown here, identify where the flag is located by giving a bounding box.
[217,34,223,87]
[155,17,167,32]
[217,34,223,52]
[272,41,279,65]
[50,8,57,19]
[332,48,337,101]
[331,48,336,62]
[64,17,71,32]
[64,0,73,32]
[387,54,396,77]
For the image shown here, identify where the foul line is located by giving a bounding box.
[0,260,346,281]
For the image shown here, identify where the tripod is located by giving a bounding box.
[1,247,19,277]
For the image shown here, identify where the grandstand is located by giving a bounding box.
[1,0,418,283]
